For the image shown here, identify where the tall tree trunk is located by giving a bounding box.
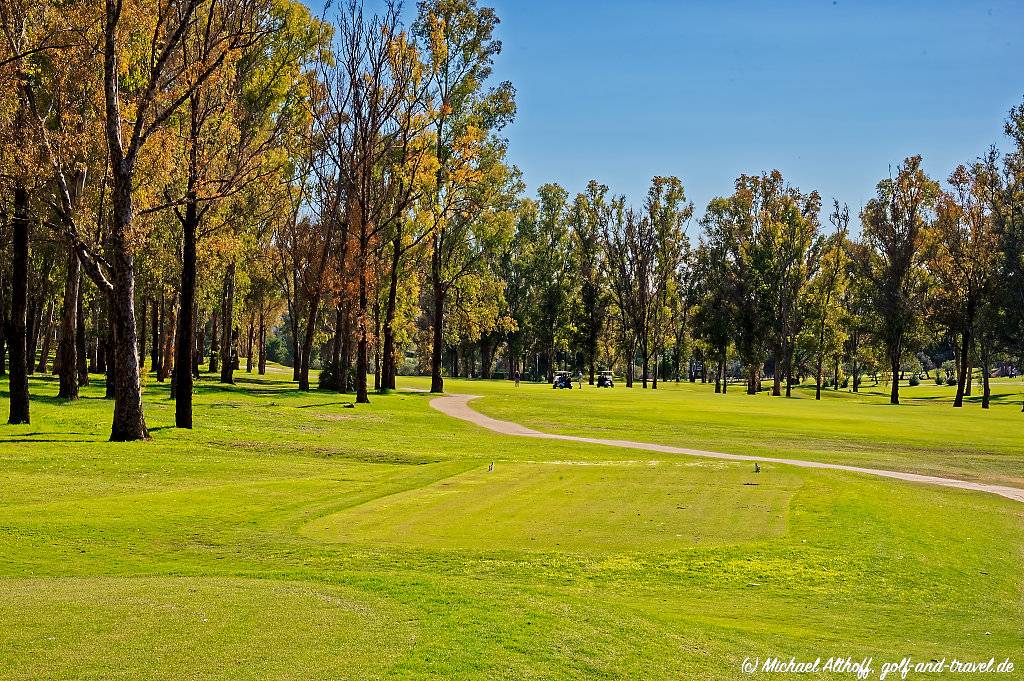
[0,272,7,377]
[138,293,146,368]
[192,308,202,378]
[850,333,860,393]
[7,181,30,424]
[257,308,267,375]
[641,341,649,389]
[625,336,635,388]
[372,299,381,390]
[108,236,149,441]
[965,355,974,397]
[209,310,219,373]
[981,344,991,410]
[331,302,344,391]
[340,308,352,393]
[815,354,823,401]
[721,348,728,394]
[289,304,300,381]
[104,309,115,400]
[76,276,89,386]
[245,317,255,373]
[174,206,198,427]
[954,329,971,408]
[889,342,901,406]
[150,297,160,374]
[35,303,54,374]
[25,296,42,376]
[651,348,658,390]
[220,262,236,385]
[154,293,165,378]
[92,305,103,374]
[430,277,445,394]
[99,1,149,440]
[381,232,401,391]
[297,206,341,390]
[160,295,177,385]
[785,346,794,398]
[298,293,320,391]
[772,347,782,397]
[58,247,81,399]
[355,265,370,403]
[156,297,168,381]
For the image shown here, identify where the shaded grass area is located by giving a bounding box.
[426,375,1024,486]
[0,366,1022,679]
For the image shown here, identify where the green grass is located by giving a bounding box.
[1,367,1022,679]
[305,461,801,551]
[424,375,1024,487]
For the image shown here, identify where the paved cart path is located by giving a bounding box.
[428,393,1024,504]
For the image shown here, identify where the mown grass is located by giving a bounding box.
[427,375,1024,486]
[0,366,1022,679]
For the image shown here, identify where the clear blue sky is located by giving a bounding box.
[311,0,1024,220]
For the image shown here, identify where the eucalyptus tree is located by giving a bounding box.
[604,201,656,388]
[271,129,320,387]
[12,0,285,439]
[2,174,31,424]
[766,178,821,397]
[987,100,1024,410]
[801,201,849,400]
[415,0,516,393]
[928,164,1001,408]
[701,177,776,394]
[154,0,322,424]
[2,0,103,403]
[333,0,430,403]
[691,235,733,393]
[0,0,79,422]
[854,156,939,405]
[500,197,539,380]
[527,182,571,381]
[645,176,692,389]
[569,181,610,384]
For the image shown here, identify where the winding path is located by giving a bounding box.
[429,393,1024,504]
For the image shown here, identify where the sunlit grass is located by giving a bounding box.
[0,367,1021,679]
[415,375,1024,486]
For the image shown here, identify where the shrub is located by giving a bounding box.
[946,376,957,386]
[909,374,920,387]
[934,374,944,385]
[840,376,850,388]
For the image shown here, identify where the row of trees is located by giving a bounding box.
[2,0,1023,443]
[487,112,1024,413]
[1,0,521,438]
[691,142,1024,410]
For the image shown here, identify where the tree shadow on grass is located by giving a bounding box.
[901,391,1022,405]
[17,393,112,406]
[0,438,102,443]
[189,375,311,400]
